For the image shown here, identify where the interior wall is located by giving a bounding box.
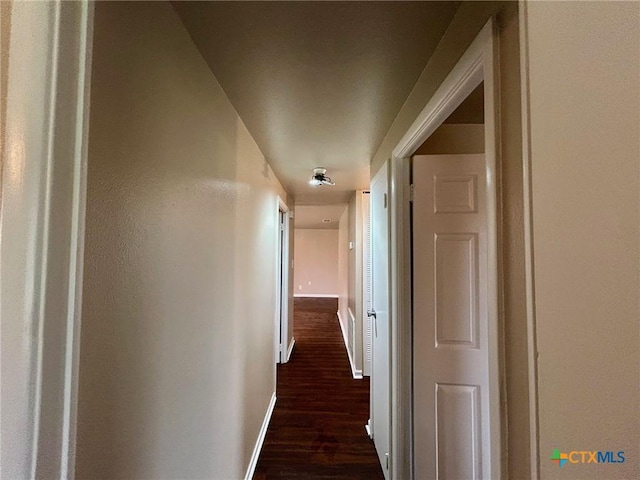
[347,194,357,317]
[370,1,504,178]
[347,191,366,372]
[414,123,484,155]
[371,2,532,477]
[523,2,639,478]
[496,4,529,479]
[338,206,350,335]
[293,229,339,296]
[76,3,287,479]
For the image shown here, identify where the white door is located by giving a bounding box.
[412,154,493,480]
[370,163,390,479]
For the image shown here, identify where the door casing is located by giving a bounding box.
[275,197,291,364]
[1,2,94,478]
[388,18,505,480]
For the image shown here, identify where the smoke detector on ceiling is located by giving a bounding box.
[309,168,335,187]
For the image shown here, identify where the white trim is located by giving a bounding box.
[389,156,412,480]
[280,202,290,364]
[278,196,289,213]
[337,311,363,379]
[2,1,94,477]
[286,337,296,363]
[62,4,93,477]
[519,2,540,476]
[244,393,277,480]
[293,293,339,298]
[389,19,502,480]
[275,197,291,364]
[274,200,281,364]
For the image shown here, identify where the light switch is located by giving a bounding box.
[349,241,354,250]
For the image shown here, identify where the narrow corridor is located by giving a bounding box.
[254,298,384,479]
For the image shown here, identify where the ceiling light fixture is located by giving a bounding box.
[309,167,335,187]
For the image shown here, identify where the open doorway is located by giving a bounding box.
[379,19,502,479]
[411,81,490,479]
[276,197,292,364]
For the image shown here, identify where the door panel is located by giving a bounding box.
[413,154,491,480]
[371,163,390,479]
[436,384,480,479]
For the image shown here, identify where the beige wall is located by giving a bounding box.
[347,192,366,371]
[347,193,358,316]
[337,206,350,334]
[523,2,639,478]
[76,3,287,479]
[414,123,484,155]
[371,1,504,178]
[496,4,531,478]
[293,229,339,296]
[337,191,369,373]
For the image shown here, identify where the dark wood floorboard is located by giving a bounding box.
[254,298,384,479]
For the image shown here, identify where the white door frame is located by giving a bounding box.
[1,1,94,478]
[275,196,291,364]
[388,18,503,480]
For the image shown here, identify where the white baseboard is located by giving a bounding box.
[286,337,295,362]
[244,392,277,480]
[294,293,339,298]
[337,311,363,380]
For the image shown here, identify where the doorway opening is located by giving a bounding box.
[276,197,292,364]
[384,19,502,479]
[411,81,489,479]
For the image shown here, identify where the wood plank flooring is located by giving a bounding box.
[254,298,384,479]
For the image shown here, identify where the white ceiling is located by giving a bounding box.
[174,1,460,204]
[295,204,347,229]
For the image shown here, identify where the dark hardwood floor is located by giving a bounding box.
[254,298,384,479]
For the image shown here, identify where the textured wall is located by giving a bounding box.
[370,1,504,178]
[338,206,350,335]
[347,193,358,317]
[524,2,640,478]
[76,3,287,478]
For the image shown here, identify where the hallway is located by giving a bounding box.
[255,298,384,479]
[5,2,640,479]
